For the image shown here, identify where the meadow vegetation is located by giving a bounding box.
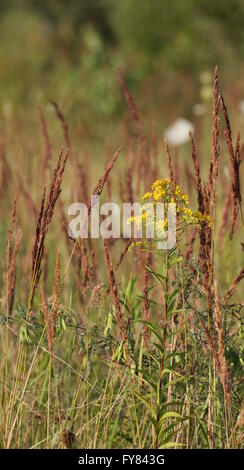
[0,67,243,449]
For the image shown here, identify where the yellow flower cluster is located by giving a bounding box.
[128,240,146,251]
[156,218,168,232]
[129,208,151,226]
[182,208,212,227]
[128,178,212,251]
[142,192,153,200]
[128,204,168,236]
[174,185,189,205]
[141,178,212,229]
[142,178,189,206]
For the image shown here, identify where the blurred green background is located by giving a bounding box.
[1,0,244,128]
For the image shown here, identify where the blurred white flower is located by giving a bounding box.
[223,165,230,180]
[164,118,194,146]
[238,100,244,114]
[192,103,206,116]
[199,71,212,102]
[200,85,212,102]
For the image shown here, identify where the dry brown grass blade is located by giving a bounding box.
[220,94,242,238]
[31,149,68,304]
[224,266,244,301]
[189,131,214,314]
[218,185,231,250]
[91,146,123,199]
[114,239,133,273]
[125,147,134,203]
[52,248,61,318]
[4,197,22,316]
[84,146,123,222]
[214,282,231,407]
[50,100,70,149]
[117,67,141,130]
[208,65,220,201]
[198,315,222,375]
[103,239,127,343]
[164,138,175,186]
[185,227,197,261]
[40,250,61,356]
[38,106,52,180]
[64,145,123,298]
[189,131,204,214]
[85,283,103,319]
[40,285,51,351]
